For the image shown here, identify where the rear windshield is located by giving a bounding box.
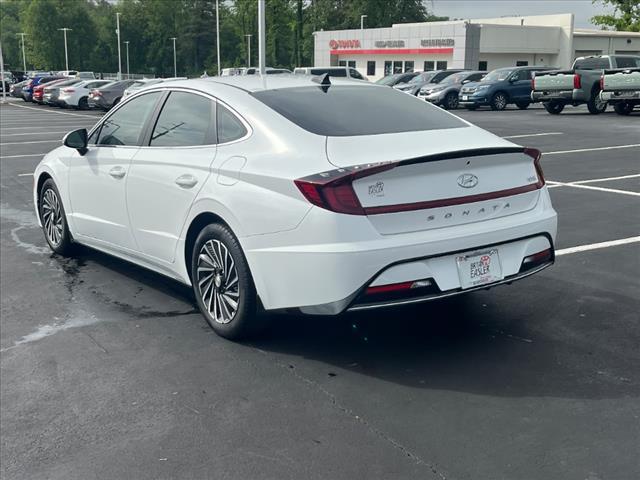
[309,68,347,77]
[252,85,465,136]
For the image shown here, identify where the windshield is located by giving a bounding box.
[483,69,513,82]
[376,75,398,85]
[409,72,435,84]
[441,72,466,85]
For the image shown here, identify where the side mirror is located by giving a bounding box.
[462,79,470,84]
[508,76,517,83]
[63,128,88,155]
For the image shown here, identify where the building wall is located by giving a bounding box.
[573,35,640,59]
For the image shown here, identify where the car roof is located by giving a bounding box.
[163,74,375,93]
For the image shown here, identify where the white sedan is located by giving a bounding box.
[58,79,112,109]
[34,76,557,339]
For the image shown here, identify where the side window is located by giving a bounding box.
[436,61,448,70]
[150,91,215,146]
[217,104,247,144]
[96,92,162,146]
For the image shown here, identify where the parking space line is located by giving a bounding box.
[0,140,60,146]
[9,103,101,119]
[546,180,640,197]
[502,132,563,139]
[0,154,44,159]
[0,131,70,137]
[556,236,640,256]
[547,174,640,189]
[17,173,33,177]
[544,144,640,155]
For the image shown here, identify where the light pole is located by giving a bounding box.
[16,33,27,72]
[116,12,122,80]
[360,14,367,30]
[57,28,72,71]
[169,37,177,77]
[258,0,265,75]
[124,41,130,78]
[244,34,252,68]
[216,0,221,76]
[0,41,6,103]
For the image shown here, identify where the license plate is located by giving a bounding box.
[462,95,469,101]
[456,249,503,289]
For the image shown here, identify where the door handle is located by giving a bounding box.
[175,174,198,189]
[109,166,126,179]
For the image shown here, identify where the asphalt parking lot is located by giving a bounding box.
[1,99,638,480]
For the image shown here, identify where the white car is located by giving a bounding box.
[33,76,557,340]
[58,80,112,109]
[122,77,187,98]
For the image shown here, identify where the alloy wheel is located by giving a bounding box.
[42,189,63,247]
[197,239,240,324]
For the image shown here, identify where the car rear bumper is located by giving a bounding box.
[87,97,108,109]
[531,90,588,103]
[242,188,557,313]
[600,90,640,102]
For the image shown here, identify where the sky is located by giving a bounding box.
[428,0,615,28]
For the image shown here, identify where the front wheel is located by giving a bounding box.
[443,92,459,110]
[544,100,565,114]
[490,92,508,111]
[587,88,607,114]
[613,101,633,115]
[39,179,74,256]
[191,223,260,340]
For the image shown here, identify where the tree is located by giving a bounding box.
[591,0,640,32]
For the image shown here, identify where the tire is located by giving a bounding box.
[613,101,633,116]
[111,97,121,109]
[191,223,260,340]
[443,92,459,110]
[544,100,565,114]
[516,101,530,110]
[78,97,89,110]
[39,179,74,256]
[490,92,508,111]
[587,88,607,114]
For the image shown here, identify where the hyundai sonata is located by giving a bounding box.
[34,75,557,339]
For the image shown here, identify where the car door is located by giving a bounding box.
[67,91,163,250]
[509,69,531,100]
[125,90,218,263]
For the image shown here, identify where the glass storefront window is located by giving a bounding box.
[404,61,414,72]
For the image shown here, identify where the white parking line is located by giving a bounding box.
[502,132,563,139]
[546,180,640,197]
[0,154,44,159]
[544,144,640,155]
[556,237,640,256]
[8,103,100,119]
[547,173,640,189]
[17,173,33,177]
[0,140,60,146]
[1,123,95,130]
[0,131,70,137]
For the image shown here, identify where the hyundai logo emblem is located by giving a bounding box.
[457,173,479,188]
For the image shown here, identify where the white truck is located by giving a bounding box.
[599,68,640,115]
[531,55,640,114]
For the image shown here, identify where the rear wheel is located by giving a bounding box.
[78,97,88,110]
[516,101,530,110]
[613,101,633,116]
[544,100,565,114]
[443,92,459,110]
[587,88,607,114]
[191,223,260,340]
[490,92,508,111]
[39,179,74,256]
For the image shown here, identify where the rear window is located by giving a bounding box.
[574,57,610,69]
[310,68,347,77]
[252,86,465,137]
[615,56,640,68]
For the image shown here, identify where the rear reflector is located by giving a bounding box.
[366,279,433,295]
[520,248,553,272]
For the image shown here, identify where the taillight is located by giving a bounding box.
[294,162,397,215]
[531,75,535,90]
[62,88,75,93]
[600,75,604,91]
[573,73,581,89]
[523,147,545,187]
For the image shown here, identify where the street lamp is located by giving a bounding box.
[16,33,27,72]
[116,12,122,80]
[360,14,367,30]
[216,0,221,76]
[169,37,177,77]
[123,41,130,78]
[244,34,252,68]
[57,28,72,71]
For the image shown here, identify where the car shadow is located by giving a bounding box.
[59,246,638,401]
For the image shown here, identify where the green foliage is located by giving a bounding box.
[591,0,640,32]
[0,0,445,75]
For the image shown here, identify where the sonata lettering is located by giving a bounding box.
[421,38,455,47]
[374,40,405,48]
[329,39,361,49]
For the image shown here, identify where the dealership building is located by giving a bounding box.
[313,14,640,80]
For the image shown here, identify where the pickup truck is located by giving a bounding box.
[531,55,640,114]
[599,68,640,115]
